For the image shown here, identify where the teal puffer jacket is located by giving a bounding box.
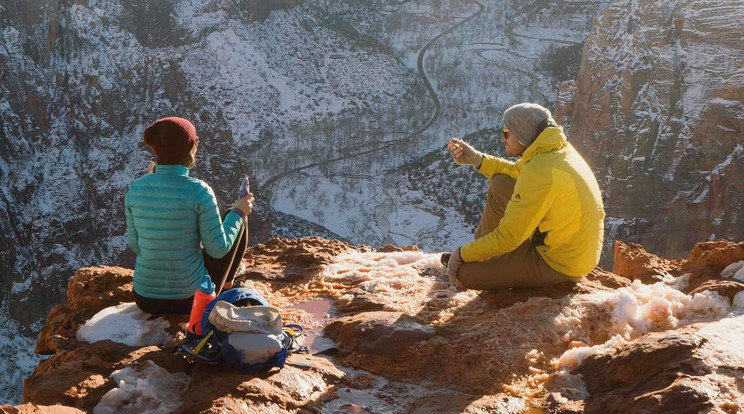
[125,165,244,299]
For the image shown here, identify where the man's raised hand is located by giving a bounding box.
[448,138,483,168]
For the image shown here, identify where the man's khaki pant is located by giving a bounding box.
[458,174,578,290]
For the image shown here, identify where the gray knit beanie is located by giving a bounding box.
[503,103,554,146]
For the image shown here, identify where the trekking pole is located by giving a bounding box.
[192,330,214,354]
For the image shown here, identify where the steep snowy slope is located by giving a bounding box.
[558,0,744,265]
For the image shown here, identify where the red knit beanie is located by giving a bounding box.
[143,117,198,164]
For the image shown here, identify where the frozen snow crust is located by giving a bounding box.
[555,280,734,369]
[94,361,190,414]
[77,303,173,347]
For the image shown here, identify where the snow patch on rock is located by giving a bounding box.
[77,303,173,347]
[323,250,442,290]
[0,312,43,404]
[721,260,744,281]
[555,280,734,368]
[93,360,190,414]
[734,291,744,310]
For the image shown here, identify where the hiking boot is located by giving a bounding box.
[440,253,451,267]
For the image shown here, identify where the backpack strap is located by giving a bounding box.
[173,329,222,363]
[283,324,309,354]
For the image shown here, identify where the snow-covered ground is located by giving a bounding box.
[0,311,44,404]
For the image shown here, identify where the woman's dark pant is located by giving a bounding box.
[134,211,248,315]
[134,291,194,315]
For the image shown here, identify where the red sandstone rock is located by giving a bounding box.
[402,394,526,414]
[25,341,139,410]
[248,237,352,266]
[325,311,436,356]
[171,354,344,414]
[682,240,744,272]
[611,239,744,295]
[0,405,84,414]
[377,244,420,253]
[612,241,682,283]
[688,279,744,302]
[681,241,744,294]
[35,266,134,354]
[17,237,744,413]
[581,268,632,290]
[574,318,744,414]
[242,237,352,282]
[324,293,583,395]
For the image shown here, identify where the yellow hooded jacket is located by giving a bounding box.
[459,127,605,277]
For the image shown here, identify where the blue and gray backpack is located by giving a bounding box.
[175,288,306,372]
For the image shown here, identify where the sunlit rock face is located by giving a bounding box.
[555,0,744,266]
[574,320,744,414]
[612,240,683,284]
[0,404,84,414]
[17,237,744,413]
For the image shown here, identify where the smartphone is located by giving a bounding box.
[238,176,250,198]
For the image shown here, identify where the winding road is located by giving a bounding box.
[471,49,550,104]
[511,31,582,46]
[258,0,485,196]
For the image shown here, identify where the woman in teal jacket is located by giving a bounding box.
[125,117,254,315]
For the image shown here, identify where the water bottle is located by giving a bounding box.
[188,276,216,335]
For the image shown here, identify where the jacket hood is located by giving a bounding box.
[520,127,568,163]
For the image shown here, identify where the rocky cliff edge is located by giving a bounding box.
[3,237,744,413]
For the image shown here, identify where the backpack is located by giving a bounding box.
[175,288,306,372]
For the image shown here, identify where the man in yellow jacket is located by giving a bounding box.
[445,103,605,289]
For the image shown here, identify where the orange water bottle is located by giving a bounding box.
[188,276,216,335]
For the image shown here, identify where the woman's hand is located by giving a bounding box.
[231,193,255,217]
[447,138,483,168]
